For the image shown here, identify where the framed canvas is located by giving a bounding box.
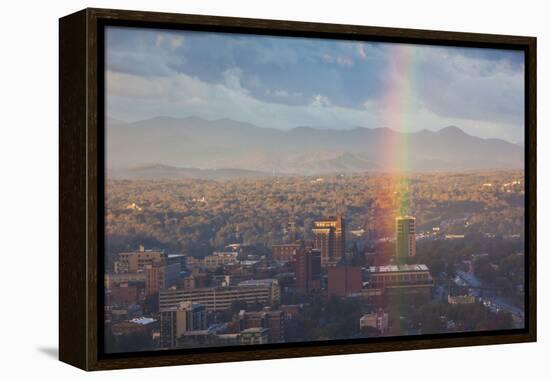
[59,8,536,371]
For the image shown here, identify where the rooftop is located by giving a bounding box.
[217,333,240,339]
[238,278,278,286]
[120,249,164,255]
[239,260,260,266]
[212,251,239,256]
[128,317,157,325]
[241,327,268,333]
[368,264,429,273]
[225,243,244,248]
[182,330,213,336]
[396,216,416,221]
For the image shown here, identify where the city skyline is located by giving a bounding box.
[103,25,526,354]
[105,200,525,352]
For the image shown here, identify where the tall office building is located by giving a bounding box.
[144,262,180,296]
[294,247,321,293]
[312,215,345,267]
[288,220,298,242]
[396,216,416,260]
[160,301,207,348]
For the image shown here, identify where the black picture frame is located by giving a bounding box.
[59,8,537,371]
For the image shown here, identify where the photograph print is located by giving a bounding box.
[103,25,526,354]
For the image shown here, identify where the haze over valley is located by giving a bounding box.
[106,116,524,179]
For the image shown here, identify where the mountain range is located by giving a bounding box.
[106,116,524,179]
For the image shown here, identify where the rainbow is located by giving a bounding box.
[372,43,418,335]
[375,43,417,225]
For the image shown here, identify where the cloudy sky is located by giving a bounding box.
[105,26,525,143]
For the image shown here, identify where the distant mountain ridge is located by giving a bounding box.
[106,116,524,178]
[109,164,279,180]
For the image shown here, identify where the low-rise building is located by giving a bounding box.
[186,251,239,270]
[104,272,146,289]
[108,282,140,305]
[447,294,476,304]
[240,327,269,345]
[204,252,239,269]
[159,280,280,312]
[115,246,166,273]
[272,243,301,262]
[111,317,157,337]
[327,265,362,297]
[366,264,434,299]
[359,311,388,334]
[238,279,280,304]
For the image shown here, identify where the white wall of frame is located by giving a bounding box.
[0,0,546,377]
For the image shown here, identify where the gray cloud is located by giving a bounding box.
[105,27,525,143]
